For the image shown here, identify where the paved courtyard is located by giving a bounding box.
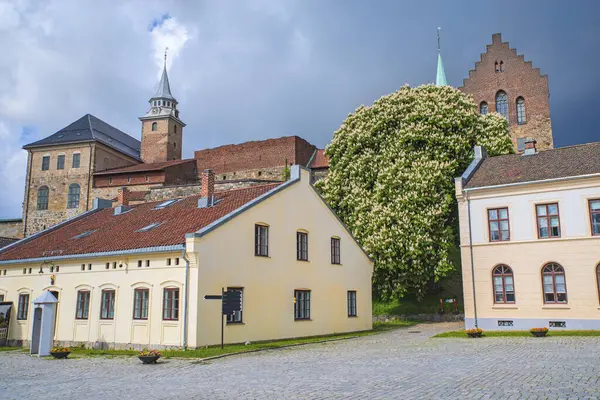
[1,322,600,399]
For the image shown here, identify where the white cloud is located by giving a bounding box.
[150,16,192,75]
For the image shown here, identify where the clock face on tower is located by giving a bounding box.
[151,107,160,115]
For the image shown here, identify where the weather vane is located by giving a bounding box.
[437,27,441,52]
[164,47,169,68]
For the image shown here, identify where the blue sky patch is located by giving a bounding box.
[148,14,171,32]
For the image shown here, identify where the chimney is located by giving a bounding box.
[523,138,537,156]
[114,187,132,215]
[198,169,215,208]
[117,187,130,206]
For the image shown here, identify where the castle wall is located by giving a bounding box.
[23,144,93,236]
[0,220,23,239]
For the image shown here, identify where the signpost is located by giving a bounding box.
[204,288,243,349]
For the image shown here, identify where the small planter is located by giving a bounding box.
[530,328,549,338]
[138,355,160,364]
[50,351,71,359]
[465,328,483,338]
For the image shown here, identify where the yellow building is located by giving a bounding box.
[455,140,600,330]
[0,166,373,349]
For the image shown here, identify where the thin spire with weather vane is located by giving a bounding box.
[436,27,448,86]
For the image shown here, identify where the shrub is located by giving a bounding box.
[465,328,483,334]
[530,327,549,333]
[50,346,71,353]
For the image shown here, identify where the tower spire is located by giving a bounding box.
[436,27,448,86]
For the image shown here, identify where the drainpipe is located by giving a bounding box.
[181,246,190,350]
[466,193,479,328]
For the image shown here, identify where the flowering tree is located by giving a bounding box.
[317,85,513,299]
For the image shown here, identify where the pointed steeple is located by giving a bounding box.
[154,48,175,100]
[436,27,448,86]
[155,64,175,100]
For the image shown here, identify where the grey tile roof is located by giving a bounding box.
[23,114,141,160]
[153,67,175,100]
[464,142,600,189]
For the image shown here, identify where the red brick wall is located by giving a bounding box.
[94,171,165,187]
[194,136,317,174]
[164,161,197,185]
[460,33,553,151]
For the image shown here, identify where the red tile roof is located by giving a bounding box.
[308,149,329,169]
[465,142,600,189]
[0,184,280,261]
[95,159,195,175]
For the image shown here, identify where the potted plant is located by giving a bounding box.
[138,349,161,364]
[50,346,71,359]
[530,327,549,337]
[465,328,483,338]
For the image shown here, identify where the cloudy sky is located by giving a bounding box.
[1,0,599,218]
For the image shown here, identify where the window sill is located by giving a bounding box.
[226,322,245,326]
[331,263,343,266]
[294,319,312,322]
[296,259,310,263]
[542,305,570,310]
[492,305,518,309]
[254,255,270,258]
[348,315,358,318]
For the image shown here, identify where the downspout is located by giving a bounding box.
[86,143,93,211]
[22,150,33,237]
[181,246,190,350]
[466,193,478,328]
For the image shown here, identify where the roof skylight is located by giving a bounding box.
[71,230,96,240]
[137,222,162,232]
[154,199,180,210]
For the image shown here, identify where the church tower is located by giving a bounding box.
[139,55,186,164]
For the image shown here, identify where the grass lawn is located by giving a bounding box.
[0,347,22,352]
[64,320,417,359]
[434,330,600,338]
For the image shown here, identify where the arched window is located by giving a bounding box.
[174,125,177,134]
[67,183,80,209]
[499,61,504,72]
[37,186,49,210]
[542,263,567,304]
[596,264,600,303]
[495,91,509,121]
[492,265,515,303]
[494,61,499,73]
[516,97,526,124]
[151,122,157,131]
[480,102,488,115]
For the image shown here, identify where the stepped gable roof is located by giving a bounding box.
[0,237,18,249]
[308,149,329,169]
[194,136,317,174]
[23,114,141,160]
[94,159,195,175]
[464,142,600,189]
[0,183,280,262]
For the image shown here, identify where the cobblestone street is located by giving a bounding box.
[1,322,600,399]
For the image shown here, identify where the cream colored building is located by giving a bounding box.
[0,166,373,349]
[456,140,600,330]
